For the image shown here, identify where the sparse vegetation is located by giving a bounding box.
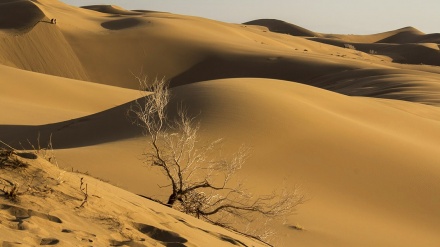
[128,77,304,242]
[22,133,58,166]
[0,148,28,170]
[78,177,89,208]
[0,180,19,202]
[0,141,29,170]
[0,145,28,202]
[344,43,356,50]
[0,141,59,202]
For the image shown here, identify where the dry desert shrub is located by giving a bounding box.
[344,43,356,50]
[0,145,29,202]
[0,147,29,170]
[128,77,304,242]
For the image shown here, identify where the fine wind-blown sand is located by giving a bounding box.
[1,0,440,246]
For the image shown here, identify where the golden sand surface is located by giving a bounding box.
[1,1,440,246]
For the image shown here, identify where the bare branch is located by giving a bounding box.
[129,76,304,243]
[78,177,88,208]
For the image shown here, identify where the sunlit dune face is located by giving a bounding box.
[1,1,440,246]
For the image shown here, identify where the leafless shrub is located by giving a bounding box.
[0,180,20,202]
[128,77,304,242]
[0,141,58,202]
[0,144,29,170]
[78,177,88,208]
[344,43,356,50]
[0,176,39,203]
[23,133,58,166]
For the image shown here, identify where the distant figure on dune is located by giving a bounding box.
[51,18,57,24]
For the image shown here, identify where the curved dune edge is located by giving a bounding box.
[323,26,439,43]
[249,19,440,66]
[0,0,438,107]
[1,78,440,246]
[244,19,322,37]
[82,5,144,15]
[0,0,46,33]
[0,65,140,125]
[0,152,266,246]
[101,18,143,30]
[306,38,440,66]
[250,19,440,44]
[1,1,440,246]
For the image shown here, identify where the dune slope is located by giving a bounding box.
[1,1,440,246]
[1,0,439,107]
[0,150,266,246]
[244,19,321,37]
[0,0,45,32]
[0,15,89,81]
[0,64,140,125]
[81,5,144,15]
[2,78,440,246]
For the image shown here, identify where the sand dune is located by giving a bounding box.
[2,78,440,246]
[244,20,428,43]
[82,5,144,15]
[0,0,45,32]
[0,0,438,106]
[173,78,440,246]
[1,0,440,246]
[0,64,140,125]
[310,68,440,105]
[0,5,89,81]
[373,26,440,44]
[307,37,440,66]
[251,20,440,66]
[325,26,431,43]
[100,17,144,30]
[244,19,322,37]
[0,151,265,246]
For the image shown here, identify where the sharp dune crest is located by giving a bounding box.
[327,26,430,43]
[0,23,89,81]
[1,1,440,246]
[0,0,45,32]
[81,4,144,15]
[244,19,322,37]
[0,64,140,125]
[1,0,439,104]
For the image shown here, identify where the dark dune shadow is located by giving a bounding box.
[171,56,440,106]
[219,234,246,246]
[109,239,146,247]
[170,54,350,88]
[16,152,38,159]
[40,238,59,245]
[82,5,143,16]
[0,95,193,150]
[0,101,142,150]
[101,18,141,30]
[244,19,321,38]
[134,222,187,244]
[0,204,62,223]
[0,0,45,30]
[165,243,186,247]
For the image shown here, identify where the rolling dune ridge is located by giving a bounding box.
[1,0,439,246]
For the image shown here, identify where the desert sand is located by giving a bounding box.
[1,0,440,246]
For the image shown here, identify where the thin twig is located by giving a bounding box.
[78,177,88,208]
